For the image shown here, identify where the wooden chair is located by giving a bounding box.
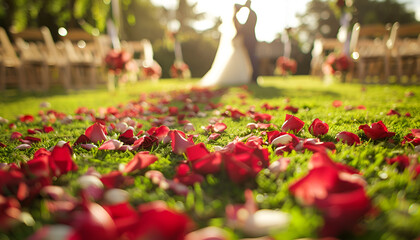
[61,29,100,89]
[11,27,71,91]
[0,27,25,91]
[40,26,71,90]
[392,23,420,85]
[14,37,49,91]
[340,23,361,83]
[352,23,398,84]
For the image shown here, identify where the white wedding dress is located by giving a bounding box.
[200,5,252,87]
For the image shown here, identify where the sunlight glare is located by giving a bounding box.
[151,0,311,42]
[192,0,311,42]
[236,7,250,24]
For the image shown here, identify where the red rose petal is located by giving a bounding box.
[359,121,395,140]
[170,130,194,155]
[281,114,305,133]
[123,152,158,173]
[98,139,124,151]
[336,131,361,145]
[213,122,227,132]
[50,142,77,176]
[85,122,108,143]
[308,118,329,137]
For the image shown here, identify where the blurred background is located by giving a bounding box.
[0,0,418,78]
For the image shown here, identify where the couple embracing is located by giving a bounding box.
[200,0,259,87]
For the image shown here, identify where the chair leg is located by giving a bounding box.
[41,63,50,91]
[384,57,389,84]
[62,65,72,91]
[358,59,366,84]
[416,57,420,85]
[89,65,96,88]
[17,65,27,91]
[0,64,5,91]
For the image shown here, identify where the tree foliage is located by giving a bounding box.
[119,0,165,42]
[352,0,417,25]
[296,0,418,44]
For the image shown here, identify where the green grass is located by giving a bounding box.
[0,76,419,240]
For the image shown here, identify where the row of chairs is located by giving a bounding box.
[0,27,156,92]
[311,22,420,85]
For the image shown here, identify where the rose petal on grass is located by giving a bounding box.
[208,133,221,141]
[170,130,194,155]
[332,100,342,108]
[308,118,329,137]
[85,122,108,143]
[213,122,227,132]
[100,171,134,189]
[98,139,124,151]
[80,144,98,150]
[336,131,361,145]
[123,152,158,173]
[10,132,23,140]
[281,114,304,133]
[16,144,31,150]
[359,121,395,140]
[50,142,77,175]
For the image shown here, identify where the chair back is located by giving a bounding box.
[10,28,43,42]
[41,26,63,64]
[396,23,420,38]
[0,27,20,66]
[349,23,360,54]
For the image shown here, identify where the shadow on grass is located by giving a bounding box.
[0,87,80,103]
[248,84,341,99]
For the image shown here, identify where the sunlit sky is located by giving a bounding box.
[151,0,420,43]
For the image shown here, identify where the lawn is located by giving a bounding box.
[0,76,419,240]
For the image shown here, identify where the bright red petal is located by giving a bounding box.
[123,153,158,173]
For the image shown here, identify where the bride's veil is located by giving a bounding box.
[200,4,238,87]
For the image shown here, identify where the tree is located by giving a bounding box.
[296,0,342,48]
[119,0,165,42]
[0,0,110,40]
[176,0,205,34]
[352,0,417,25]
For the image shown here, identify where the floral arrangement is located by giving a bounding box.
[104,49,132,74]
[141,61,162,81]
[275,56,297,76]
[323,52,352,76]
[170,61,191,79]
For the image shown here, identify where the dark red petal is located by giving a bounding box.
[74,134,91,145]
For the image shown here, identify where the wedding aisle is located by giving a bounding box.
[0,76,419,240]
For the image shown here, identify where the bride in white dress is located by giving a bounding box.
[200,4,253,87]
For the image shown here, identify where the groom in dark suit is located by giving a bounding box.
[235,0,259,84]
